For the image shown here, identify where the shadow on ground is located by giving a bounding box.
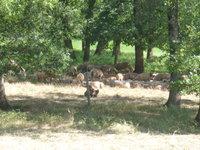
[0,92,199,136]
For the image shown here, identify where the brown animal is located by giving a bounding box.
[99,65,118,77]
[90,68,104,80]
[115,62,132,72]
[76,73,85,82]
[34,71,47,82]
[84,85,99,97]
[116,73,124,81]
[84,81,103,97]
[135,73,151,81]
[152,73,170,81]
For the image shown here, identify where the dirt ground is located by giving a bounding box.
[0,132,200,150]
[0,82,199,150]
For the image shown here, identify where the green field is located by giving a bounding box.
[72,40,167,72]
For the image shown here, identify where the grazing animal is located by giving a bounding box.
[135,73,151,81]
[90,68,104,80]
[84,81,104,97]
[152,73,170,81]
[84,85,99,97]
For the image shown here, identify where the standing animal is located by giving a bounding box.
[84,85,99,97]
[84,81,104,97]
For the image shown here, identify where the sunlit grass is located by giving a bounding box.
[0,82,199,135]
[72,40,167,72]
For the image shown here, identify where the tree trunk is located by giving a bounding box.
[83,38,90,62]
[112,39,121,65]
[82,0,96,62]
[134,44,144,73]
[133,0,144,74]
[147,46,153,61]
[64,38,73,49]
[165,0,181,107]
[82,40,85,52]
[64,38,76,60]
[0,75,11,110]
[195,100,200,124]
[165,73,181,107]
[94,39,108,55]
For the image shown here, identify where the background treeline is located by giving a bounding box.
[0,0,199,121]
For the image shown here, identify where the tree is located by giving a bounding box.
[0,0,72,109]
[91,0,132,61]
[145,0,167,61]
[94,39,108,55]
[0,76,11,110]
[113,38,121,65]
[82,0,96,62]
[133,0,144,73]
[164,0,181,107]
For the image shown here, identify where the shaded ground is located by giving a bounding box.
[0,82,199,149]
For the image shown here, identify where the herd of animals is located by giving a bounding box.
[71,63,171,98]
[5,62,171,98]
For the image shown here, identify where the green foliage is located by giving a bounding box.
[0,0,75,76]
[145,55,169,73]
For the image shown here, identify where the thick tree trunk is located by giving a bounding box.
[133,0,144,74]
[0,76,11,110]
[165,73,181,107]
[195,101,200,124]
[112,39,121,65]
[147,46,153,61]
[82,0,96,62]
[134,44,144,73]
[94,39,108,55]
[165,0,181,107]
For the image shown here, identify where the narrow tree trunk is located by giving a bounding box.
[94,39,107,55]
[0,75,11,110]
[147,46,153,61]
[83,38,90,62]
[113,39,121,65]
[64,38,76,60]
[65,38,73,49]
[165,0,181,107]
[85,71,91,106]
[82,40,85,52]
[134,44,144,73]
[195,99,200,124]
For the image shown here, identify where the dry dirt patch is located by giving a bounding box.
[0,133,200,150]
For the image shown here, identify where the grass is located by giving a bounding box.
[71,40,168,72]
[1,82,199,135]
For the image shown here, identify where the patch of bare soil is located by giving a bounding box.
[0,133,200,150]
